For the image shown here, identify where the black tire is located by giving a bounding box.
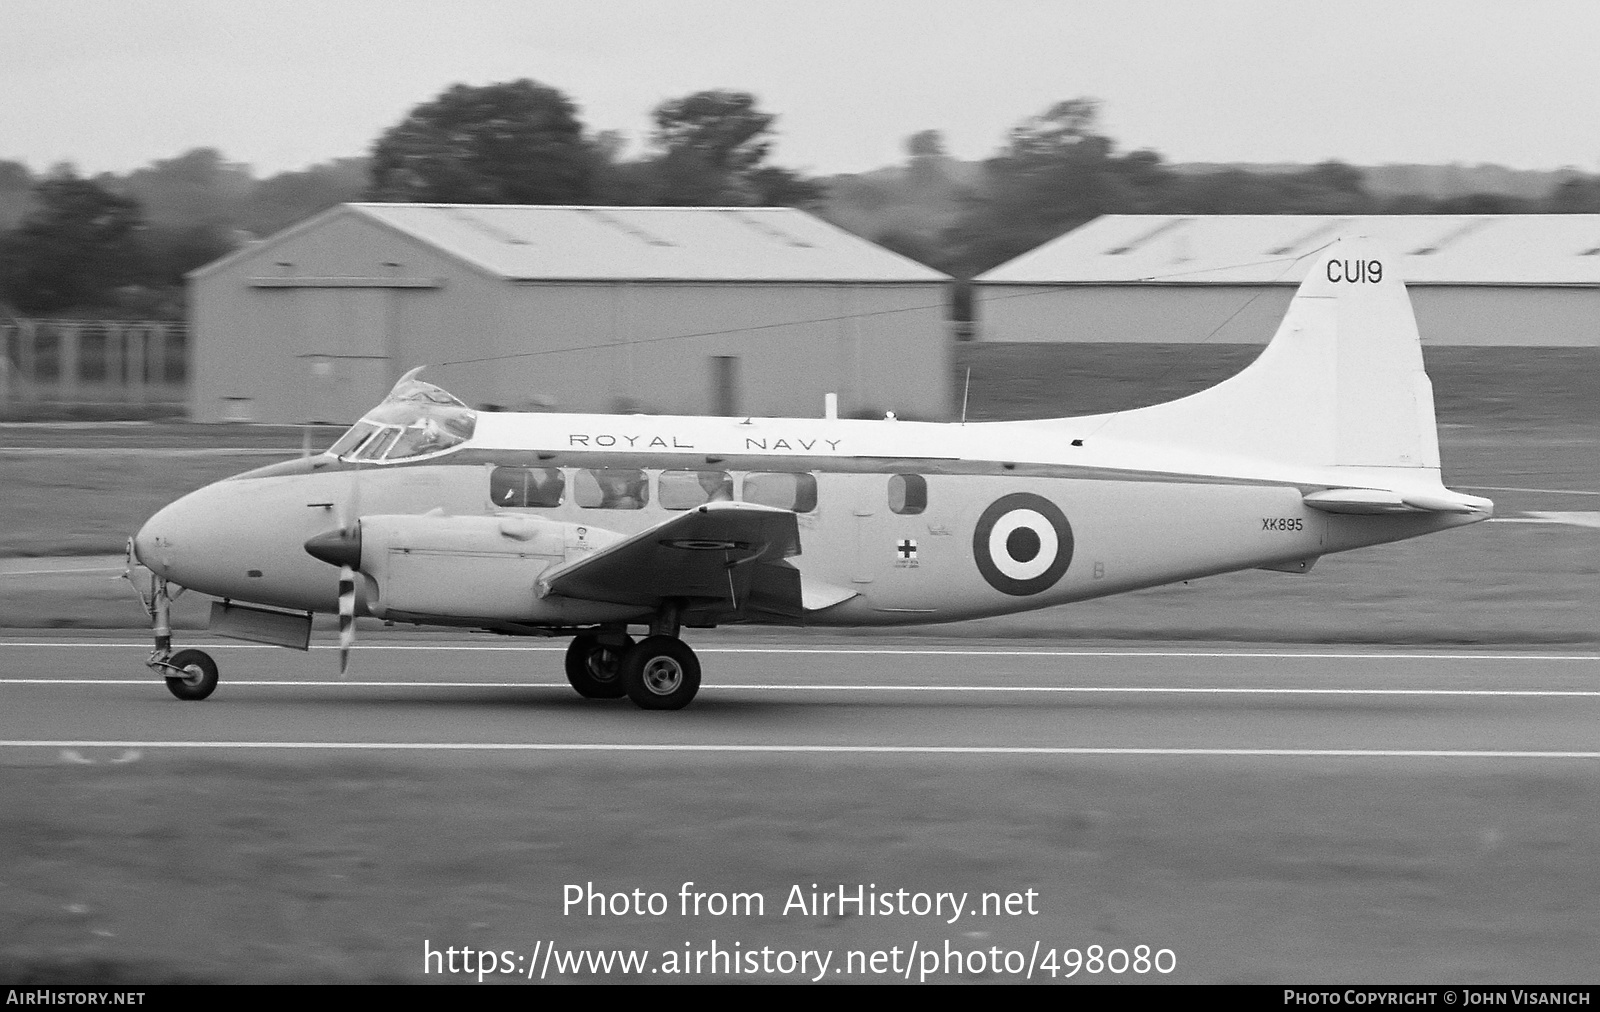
[564,634,633,699]
[620,636,701,711]
[164,649,218,701]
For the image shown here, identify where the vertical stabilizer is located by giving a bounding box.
[1090,238,1440,470]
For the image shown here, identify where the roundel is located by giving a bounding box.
[972,492,1074,596]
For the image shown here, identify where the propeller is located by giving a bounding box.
[337,562,356,675]
[304,460,364,674]
[334,461,361,674]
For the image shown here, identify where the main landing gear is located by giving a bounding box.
[126,553,218,701]
[567,606,701,710]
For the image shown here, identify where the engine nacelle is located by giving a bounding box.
[356,513,633,623]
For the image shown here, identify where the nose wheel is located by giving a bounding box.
[163,649,219,701]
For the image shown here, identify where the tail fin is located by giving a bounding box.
[1091,237,1440,470]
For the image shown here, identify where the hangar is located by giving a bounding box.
[973,214,1600,347]
[187,203,951,423]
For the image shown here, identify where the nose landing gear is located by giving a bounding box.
[126,542,217,701]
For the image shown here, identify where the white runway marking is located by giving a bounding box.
[1493,511,1600,528]
[1459,485,1599,497]
[3,740,1599,759]
[0,642,1594,661]
[5,678,1600,697]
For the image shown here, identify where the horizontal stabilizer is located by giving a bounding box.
[1303,488,1493,515]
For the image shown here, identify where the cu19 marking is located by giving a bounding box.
[973,493,1074,596]
[1326,259,1382,284]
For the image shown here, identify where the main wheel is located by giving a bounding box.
[620,636,701,710]
[164,649,218,701]
[564,634,633,699]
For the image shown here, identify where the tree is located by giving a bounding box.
[941,99,1173,276]
[121,147,254,230]
[365,80,595,204]
[1545,175,1600,213]
[244,157,367,234]
[0,167,145,313]
[0,160,34,231]
[633,89,822,206]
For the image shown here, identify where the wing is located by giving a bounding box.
[537,501,808,622]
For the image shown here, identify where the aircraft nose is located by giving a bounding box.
[133,500,183,577]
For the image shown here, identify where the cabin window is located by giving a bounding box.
[490,466,564,508]
[575,468,649,509]
[659,470,734,510]
[888,473,927,515]
[744,471,818,513]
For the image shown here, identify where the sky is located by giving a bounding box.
[3,0,1598,178]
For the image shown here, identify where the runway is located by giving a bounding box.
[3,633,1597,759]
[7,631,1600,984]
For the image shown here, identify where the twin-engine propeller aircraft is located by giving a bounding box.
[129,238,1490,709]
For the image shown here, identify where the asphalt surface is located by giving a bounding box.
[4,632,1597,759]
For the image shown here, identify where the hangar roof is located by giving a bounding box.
[201,203,948,284]
[977,214,1600,285]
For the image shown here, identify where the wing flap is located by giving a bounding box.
[538,502,802,615]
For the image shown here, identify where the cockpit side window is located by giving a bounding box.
[328,422,379,458]
[358,427,402,461]
[386,418,456,459]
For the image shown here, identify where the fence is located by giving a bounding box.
[0,319,187,410]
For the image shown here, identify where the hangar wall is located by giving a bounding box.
[189,206,950,423]
[189,210,480,423]
[450,282,946,420]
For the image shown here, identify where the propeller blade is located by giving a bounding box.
[338,563,356,675]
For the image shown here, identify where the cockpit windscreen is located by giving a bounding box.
[328,372,477,462]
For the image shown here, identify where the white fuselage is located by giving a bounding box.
[132,409,1484,630]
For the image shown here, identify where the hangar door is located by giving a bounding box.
[253,277,436,424]
[301,288,389,423]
